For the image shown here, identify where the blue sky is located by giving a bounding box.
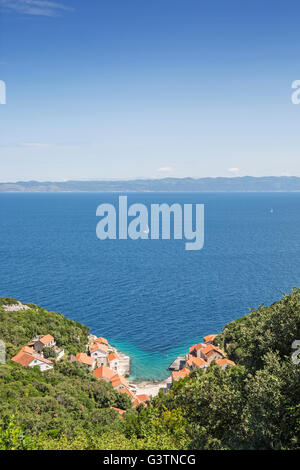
[0,0,300,181]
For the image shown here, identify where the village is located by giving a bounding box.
[10,323,235,415]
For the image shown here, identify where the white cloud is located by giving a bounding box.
[18,142,79,149]
[157,167,173,173]
[0,0,73,17]
[19,142,52,148]
[228,167,240,175]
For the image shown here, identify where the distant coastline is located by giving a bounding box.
[2,176,300,192]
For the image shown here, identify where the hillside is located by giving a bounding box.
[0,291,300,450]
[2,176,300,192]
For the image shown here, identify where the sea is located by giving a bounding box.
[1,192,300,380]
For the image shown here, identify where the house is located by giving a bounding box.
[187,356,208,371]
[93,365,115,382]
[52,346,65,361]
[20,345,35,355]
[132,394,150,408]
[30,334,56,354]
[89,343,108,364]
[215,358,235,370]
[110,407,126,416]
[203,334,218,344]
[110,373,129,391]
[76,353,95,370]
[95,337,109,346]
[119,387,136,401]
[189,343,206,358]
[118,387,150,408]
[136,394,150,404]
[11,350,53,372]
[108,352,120,372]
[171,367,190,383]
[67,354,76,362]
[200,344,224,364]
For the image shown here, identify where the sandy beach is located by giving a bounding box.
[129,377,172,397]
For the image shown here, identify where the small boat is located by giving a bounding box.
[270,208,274,214]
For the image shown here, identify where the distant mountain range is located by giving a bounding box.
[1,176,300,192]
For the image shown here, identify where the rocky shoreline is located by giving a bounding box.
[2,299,234,399]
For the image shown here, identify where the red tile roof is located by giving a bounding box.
[188,357,207,368]
[93,366,115,380]
[172,368,190,380]
[95,337,108,345]
[76,353,94,366]
[32,354,53,365]
[136,394,150,403]
[119,387,136,400]
[110,374,129,388]
[11,351,35,367]
[11,351,52,367]
[108,352,120,362]
[200,344,215,355]
[216,358,235,367]
[20,346,34,355]
[110,407,126,416]
[89,342,108,353]
[189,343,205,353]
[203,334,218,343]
[39,334,54,345]
[132,397,142,408]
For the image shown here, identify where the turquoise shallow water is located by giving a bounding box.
[1,192,300,379]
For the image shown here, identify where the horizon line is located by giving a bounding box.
[1,175,300,184]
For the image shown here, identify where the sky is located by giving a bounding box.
[0,0,300,181]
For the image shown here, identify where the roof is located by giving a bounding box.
[202,344,224,356]
[132,397,142,408]
[20,345,34,355]
[89,342,108,353]
[110,407,126,416]
[108,352,120,362]
[188,357,207,368]
[189,343,205,353]
[172,368,190,380]
[95,337,108,346]
[11,351,35,367]
[200,344,215,355]
[118,387,136,400]
[214,346,225,356]
[76,353,94,366]
[93,366,115,380]
[31,354,53,365]
[216,358,235,367]
[39,334,55,345]
[110,374,129,388]
[11,351,52,367]
[203,334,218,343]
[136,394,150,403]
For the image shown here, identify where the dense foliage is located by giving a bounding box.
[0,299,89,357]
[0,290,299,450]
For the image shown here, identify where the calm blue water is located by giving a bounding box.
[1,192,300,380]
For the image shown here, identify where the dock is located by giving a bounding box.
[168,356,186,371]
